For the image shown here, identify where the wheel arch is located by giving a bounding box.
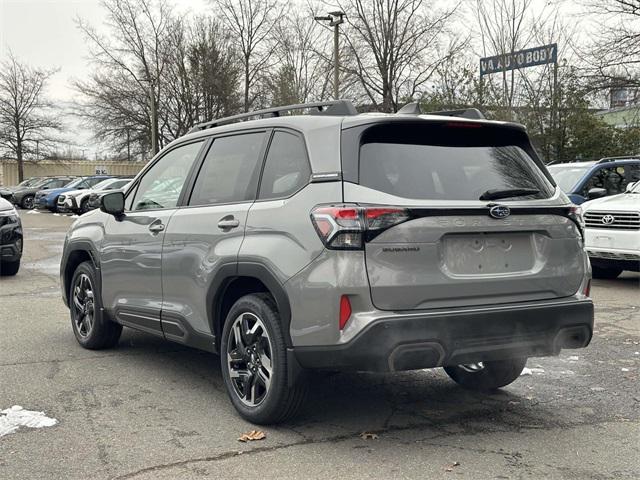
[61,241,100,308]
[208,262,293,350]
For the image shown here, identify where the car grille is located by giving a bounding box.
[584,211,640,230]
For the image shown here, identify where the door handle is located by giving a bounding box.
[217,217,240,230]
[148,220,165,233]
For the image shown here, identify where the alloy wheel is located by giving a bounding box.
[22,196,34,209]
[226,312,273,407]
[72,273,95,338]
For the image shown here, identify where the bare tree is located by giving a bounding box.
[332,0,460,112]
[75,0,174,157]
[217,0,281,112]
[583,0,640,90]
[270,9,333,104]
[0,53,62,181]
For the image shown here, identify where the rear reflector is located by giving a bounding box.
[339,295,352,330]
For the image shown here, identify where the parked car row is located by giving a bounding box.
[0,175,133,214]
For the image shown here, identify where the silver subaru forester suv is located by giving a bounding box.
[60,100,594,424]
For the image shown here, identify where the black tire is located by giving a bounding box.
[80,198,90,214]
[444,357,528,391]
[69,261,122,349]
[0,260,20,276]
[220,293,307,424]
[591,265,623,279]
[20,194,35,210]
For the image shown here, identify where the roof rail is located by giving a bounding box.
[189,99,358,133]
[596,155,640,164]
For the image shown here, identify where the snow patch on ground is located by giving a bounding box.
[26,210,39,214]
[0,406,57,437]
[520,367,545,376]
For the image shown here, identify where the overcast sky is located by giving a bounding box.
[0,0,595,155]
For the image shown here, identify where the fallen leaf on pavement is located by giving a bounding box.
[360,432,379,440]
[238,430,266,442]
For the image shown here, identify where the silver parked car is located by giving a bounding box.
[60,100,594,424]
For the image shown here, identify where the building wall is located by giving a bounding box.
[0,160,146,186]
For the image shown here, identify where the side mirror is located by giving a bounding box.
[100,191,125,216]
[587,187,607,200]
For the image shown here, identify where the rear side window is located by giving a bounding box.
[259,131,310,200]
[357,123,553,201]
[189,132,266,206]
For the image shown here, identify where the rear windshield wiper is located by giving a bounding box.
[479,188,540,201]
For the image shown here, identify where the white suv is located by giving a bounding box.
[583,181,640,278]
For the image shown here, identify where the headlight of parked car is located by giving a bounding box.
[0,207,19,225]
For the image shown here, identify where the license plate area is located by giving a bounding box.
[442,233,535,275]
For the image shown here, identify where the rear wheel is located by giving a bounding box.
[70,261,122,349]
[444,357,527,391]
[591,265,623,279]
[21,195,35,210]
[220,293,307,424]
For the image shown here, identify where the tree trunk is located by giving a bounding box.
[15,123,24,183]
[244,57,250,113]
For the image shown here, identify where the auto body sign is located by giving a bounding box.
[480,43,557,76]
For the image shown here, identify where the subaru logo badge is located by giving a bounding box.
[489,205,511,219]
[602,214,615,225]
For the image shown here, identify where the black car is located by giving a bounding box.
[0,197,22,276]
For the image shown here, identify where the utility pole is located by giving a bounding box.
[314,11,345,99]
[149,84,158,156]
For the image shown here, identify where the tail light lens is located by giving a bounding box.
[568,205,585,239]
[311,204,409,250]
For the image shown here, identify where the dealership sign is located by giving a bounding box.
[480,43,557,76]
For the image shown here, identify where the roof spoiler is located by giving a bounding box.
[396,102,486,120]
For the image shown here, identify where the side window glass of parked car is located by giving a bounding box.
[129,141,204,211]
[582,166,627,197]
[189,132,266,206]
[259,131,310,200]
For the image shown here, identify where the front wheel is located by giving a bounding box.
[70,261,122,349]
[220,293,307,424]
[444,357,527,391]
[21,195,35,210]
[0,259,20,276]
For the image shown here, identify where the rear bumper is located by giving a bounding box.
[294,298,594,372]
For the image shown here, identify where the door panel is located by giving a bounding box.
[101,210,174,334]
[161,205,251,337]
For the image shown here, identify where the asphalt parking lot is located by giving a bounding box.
[1,211,639,480]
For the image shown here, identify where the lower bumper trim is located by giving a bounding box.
[294,299,594,372]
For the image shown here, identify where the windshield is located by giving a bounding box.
[92,179,117,191]
[17,178,39,187]
[63,178,86,188]
[547,164,591,192]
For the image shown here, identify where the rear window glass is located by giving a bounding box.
[358,123,553,201]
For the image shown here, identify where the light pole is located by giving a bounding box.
[314,11,345,99]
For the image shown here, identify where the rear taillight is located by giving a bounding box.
[568,205,585,240]
[339,295,352,330]
[310,204,410,250]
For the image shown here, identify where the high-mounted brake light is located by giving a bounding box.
[310,204,410,250]
[445,122,483,129]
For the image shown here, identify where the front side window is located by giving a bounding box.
[259,131,310,200]
[189,132,266,206]
[129,141,204,211]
